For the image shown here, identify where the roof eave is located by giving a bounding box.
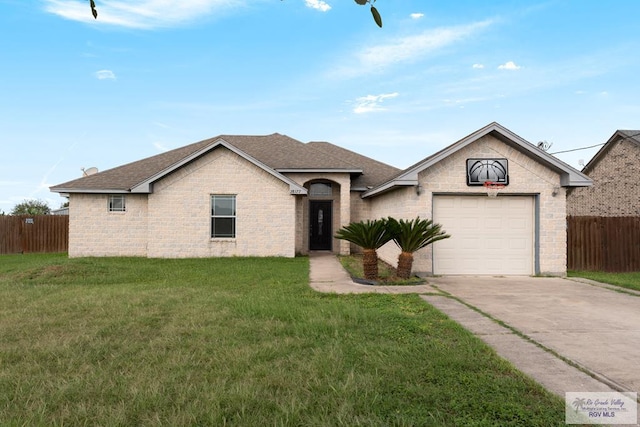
[563,177,593,187]
[50,188,130,194]
[362,179,418,198]
[276,168,363,174]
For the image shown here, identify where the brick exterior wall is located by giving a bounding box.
[67,150,358,258]
[147,148,296,258]
[68,193,148,257]
[345,192,371,254]
[68,149,300,258]
[369,186,421,264]
[368,134,567,276]
[567,138,640,216]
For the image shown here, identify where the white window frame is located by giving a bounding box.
[211,195,236,238]
[108,195,126,212]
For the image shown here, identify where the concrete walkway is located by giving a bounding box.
[309,252,639,424]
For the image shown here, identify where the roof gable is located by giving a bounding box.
[363,122,593,198]
[581,130,640,174]
[130,139,309,195]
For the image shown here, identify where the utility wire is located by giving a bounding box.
[550,143,605,155]
[550,130,640,155]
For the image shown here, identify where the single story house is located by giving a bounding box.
[51,122,592,276]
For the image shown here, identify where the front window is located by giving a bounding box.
[309,182,332,197]
[211,195,236,238]
[108,195,126,212]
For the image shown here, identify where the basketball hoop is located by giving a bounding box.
[483,181,505,198]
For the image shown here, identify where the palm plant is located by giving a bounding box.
[388,217,450,279]
[335,218,395,280]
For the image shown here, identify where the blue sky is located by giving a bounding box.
[1,0,639,213]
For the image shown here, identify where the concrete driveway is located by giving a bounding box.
[308,252,639,418]
[424,276,640,396]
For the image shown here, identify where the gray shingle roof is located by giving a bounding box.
[619,130,640,142]
[50,133,398,193]
[307,141,400,189]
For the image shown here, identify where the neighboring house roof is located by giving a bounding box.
[50,207,69,215]
[50,133,397,195]
[580,130,640,174]
[363,122,593,198]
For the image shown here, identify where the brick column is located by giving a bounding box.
[339,179,351,255]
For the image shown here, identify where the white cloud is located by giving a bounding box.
[44,0,243,29]
[305,0,331,12]
[410,13,424,19]
[153,142,171,152]
[498,61,521,70]
[472,63,484,69]
[95,69,116,80]
[352,92,399,114]
[340,20,493,76]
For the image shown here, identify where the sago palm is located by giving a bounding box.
[388,217,450,279]
[335,219,395,280]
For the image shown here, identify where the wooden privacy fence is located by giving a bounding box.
[567,216,640,272]
[0,215,69,254]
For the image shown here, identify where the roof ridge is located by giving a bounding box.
[307,141,401,171]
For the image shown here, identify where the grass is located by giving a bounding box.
[339,254,426,286]
[568,270,640,292]
[0,253,568,426]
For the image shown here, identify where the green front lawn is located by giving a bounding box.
[568,270,640,292]
[0,254,566,426]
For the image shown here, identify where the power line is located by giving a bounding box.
[550,130,640,155]
[550,143,605,155]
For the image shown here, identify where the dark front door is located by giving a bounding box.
[309,200,332,250]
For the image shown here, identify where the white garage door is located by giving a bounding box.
[432,195,534,275]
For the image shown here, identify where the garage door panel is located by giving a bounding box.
[485,218,502,231]
[459,218,479,230]
[460,198,481,209]
[509,238,528,250]
[433,195,534,275]
[486,238,503,250]
[510,217,528,225]
[505,257,530,269]
[507,197,530,209]
[485,203,504,213]
[437,197,455,208]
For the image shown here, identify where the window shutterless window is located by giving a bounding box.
[108,195,126,212]
[309,182,332,197]
[211,195,236,238]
